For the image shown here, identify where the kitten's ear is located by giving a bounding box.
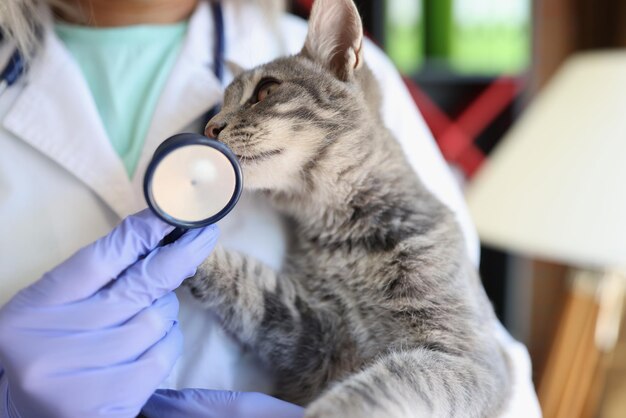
[301,0,363,81]
[226,60,246,77]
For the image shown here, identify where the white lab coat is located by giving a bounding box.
[0,2,540,416]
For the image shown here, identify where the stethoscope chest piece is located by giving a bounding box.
[144,133,243,232]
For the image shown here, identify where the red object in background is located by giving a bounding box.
[296,0,314,10]
[405,77,524,177]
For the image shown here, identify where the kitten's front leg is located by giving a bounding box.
[186,247,337,404]
[185,246,277,341]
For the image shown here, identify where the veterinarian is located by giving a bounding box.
[0,0,541,417]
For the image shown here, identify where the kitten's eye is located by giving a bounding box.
[253,78,281,104]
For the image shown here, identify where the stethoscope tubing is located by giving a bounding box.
[0,48,25,96]
[211,1,225,85]
[147,3,231,237]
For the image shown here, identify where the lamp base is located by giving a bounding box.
[538,268,626,418]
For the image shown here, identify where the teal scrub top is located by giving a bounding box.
[55,21,188,177]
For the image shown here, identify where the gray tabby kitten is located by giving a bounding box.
[187,0,512,416]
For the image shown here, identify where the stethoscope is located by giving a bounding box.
[0,2,243,244]
[144,1,243,244]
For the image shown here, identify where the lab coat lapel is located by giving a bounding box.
[132,2,222,192]
[2,24,137,219]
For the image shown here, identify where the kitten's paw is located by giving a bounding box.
[184,251,227,305]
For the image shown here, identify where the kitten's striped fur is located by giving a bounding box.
[187,0,512,416]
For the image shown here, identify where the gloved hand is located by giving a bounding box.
[0,209,219,418]
[142,388,305,418]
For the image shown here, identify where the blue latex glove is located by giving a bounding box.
[142,389,304,418]
[0,210,219,418]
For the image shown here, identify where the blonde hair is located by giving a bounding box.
[0,0,286,62]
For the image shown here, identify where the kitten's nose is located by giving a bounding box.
[205,121,227,138]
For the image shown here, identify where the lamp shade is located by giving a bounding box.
[466,51,626,270]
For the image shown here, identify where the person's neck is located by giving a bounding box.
[54,0,199,26]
